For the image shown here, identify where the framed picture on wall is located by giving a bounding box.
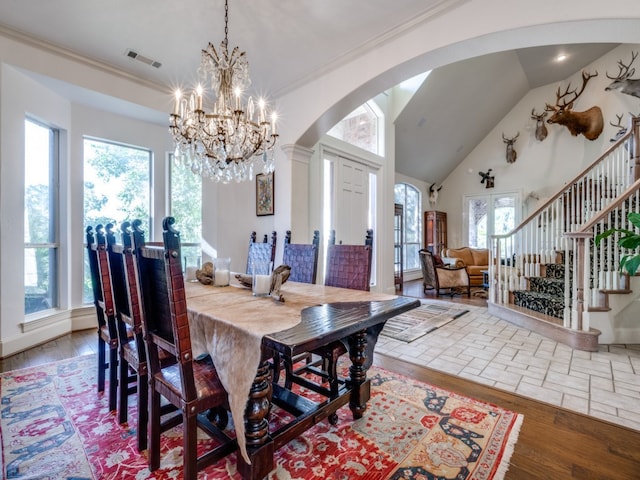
[256,172,274,216]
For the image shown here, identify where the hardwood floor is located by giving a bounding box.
[400,278,489,308]
[1,286,639,478]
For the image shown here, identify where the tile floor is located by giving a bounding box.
[375,300,640,431]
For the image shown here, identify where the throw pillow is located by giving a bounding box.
[433,253,445,267]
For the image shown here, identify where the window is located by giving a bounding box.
[465,192,519,248]
[83,138,151,302]
[327,101,384,155]
[169,152,202,267]
[24,119,59,315]
[394,183,421,271]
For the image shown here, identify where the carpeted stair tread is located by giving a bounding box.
[512,290,564,319]
[529,276,565,297]
[544,263,566,279]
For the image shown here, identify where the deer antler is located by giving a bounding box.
[546,70,598,111]
[606,51,638,81]
[610,113,625,129]
[502,132,519,143]
[531,108,547,120]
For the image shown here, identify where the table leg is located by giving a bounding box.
[347,329,370,419]
[238,359,274,480]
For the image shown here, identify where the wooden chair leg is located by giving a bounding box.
[118,356,129,424]
[97,336,106,393]
[108,347,118,411]
[137,372,148,451]
[148,384,162,471]
[184,412,198,480]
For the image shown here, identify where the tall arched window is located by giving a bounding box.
[394,183,421,271]
[327,100,384,155]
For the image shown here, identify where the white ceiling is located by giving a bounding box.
[0,1,620,184]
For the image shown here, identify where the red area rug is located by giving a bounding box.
[0,355,522,479]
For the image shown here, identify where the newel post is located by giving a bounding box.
[564,232,592,332]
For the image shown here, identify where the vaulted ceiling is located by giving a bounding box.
[0,1,621,184]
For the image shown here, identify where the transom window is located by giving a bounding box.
[327,100,384,155]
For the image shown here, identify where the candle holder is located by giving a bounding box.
[184,255,201,282]
[213,257,231,287]
[251,260,272,296]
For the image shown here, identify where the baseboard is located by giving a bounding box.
[0,306,95,359]
[488,302,601,352]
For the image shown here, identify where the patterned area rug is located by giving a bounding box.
[381,301,469,342]
[0,355,522,479]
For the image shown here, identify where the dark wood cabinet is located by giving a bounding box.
[424,210,447,255]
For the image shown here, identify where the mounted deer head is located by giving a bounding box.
[609,113,627,143]
[428,183,443,204]
[609,112,639,151]
[544,70,604,141]
[502,132,519,164]
[605,51,640,99]
[531,108,548,141]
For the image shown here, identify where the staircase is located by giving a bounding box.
[512,261,567,320]
[488,117,640,351]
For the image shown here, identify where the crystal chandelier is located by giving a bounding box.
[169,0,277,183]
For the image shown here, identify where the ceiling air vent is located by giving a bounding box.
[125,49,162,69]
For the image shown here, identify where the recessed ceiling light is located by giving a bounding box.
[555,54,568,62]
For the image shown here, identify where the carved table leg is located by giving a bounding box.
[347,329,370,419]
[238,359,274,480]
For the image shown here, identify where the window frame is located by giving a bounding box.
[464,191,521,249]
[24,118,60,316]
[394,182,422,273]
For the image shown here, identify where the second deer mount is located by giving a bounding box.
[531,109,548,141]
[544,70,604,141]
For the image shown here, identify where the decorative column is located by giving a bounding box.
[275,144,314,246]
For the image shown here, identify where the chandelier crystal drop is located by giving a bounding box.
[169,0,277,183]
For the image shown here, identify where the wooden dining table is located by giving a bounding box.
[184,278,420,480]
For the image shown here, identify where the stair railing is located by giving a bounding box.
[566,179,640,330]
[489,116,639,333]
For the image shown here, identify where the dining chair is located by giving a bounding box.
[106,221,152,451]
[245,230,277,274]
[133,216,234,478]
[419,248,470,297]
[282,229,320,283]
[86,224,119,411]
[324,229,374,291]
[285,229,374,413]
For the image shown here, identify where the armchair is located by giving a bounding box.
[419,248,470,297]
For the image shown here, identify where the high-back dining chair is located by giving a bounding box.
[324,229,374,291]
[133,216,233,478]
[282,229,320,284]
[285,229,375,411]
[86,224,119,412]
[246,230,277,274]
[106,221,152,450]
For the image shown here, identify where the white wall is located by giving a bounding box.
[1,65,72,352]
[437,43,640,247]
[0,64,174,356]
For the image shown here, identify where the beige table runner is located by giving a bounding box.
[184,279,395,463]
